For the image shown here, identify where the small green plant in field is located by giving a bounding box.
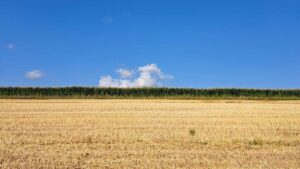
[200,141,208,145]
[249,138,263,146]
[84,135,93,143]
[189,129,196,136]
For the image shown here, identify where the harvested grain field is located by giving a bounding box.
[0,99,299,169]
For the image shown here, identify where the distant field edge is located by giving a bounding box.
[0,87,300,100]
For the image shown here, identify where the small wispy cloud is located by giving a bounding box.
[101,16,114,24]
[99,64,173,88]
[7,43,15,51]
[116,68,133,78]
[25,70,44,80]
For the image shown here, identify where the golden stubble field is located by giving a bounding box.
[0,99,299,169]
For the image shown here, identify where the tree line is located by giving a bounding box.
[0,87,300,99]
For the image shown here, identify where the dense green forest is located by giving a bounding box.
[0,87,300,99]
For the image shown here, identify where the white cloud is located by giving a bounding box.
[101,16,114,24]
[7,43,15,50]
[25,70,44,80]
[99,64,173,88]
[116,68,133,78]
[99,76,133,88]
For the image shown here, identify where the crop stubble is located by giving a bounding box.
[0,99,299,168]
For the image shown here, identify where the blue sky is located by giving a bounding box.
[0,0,299,88]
